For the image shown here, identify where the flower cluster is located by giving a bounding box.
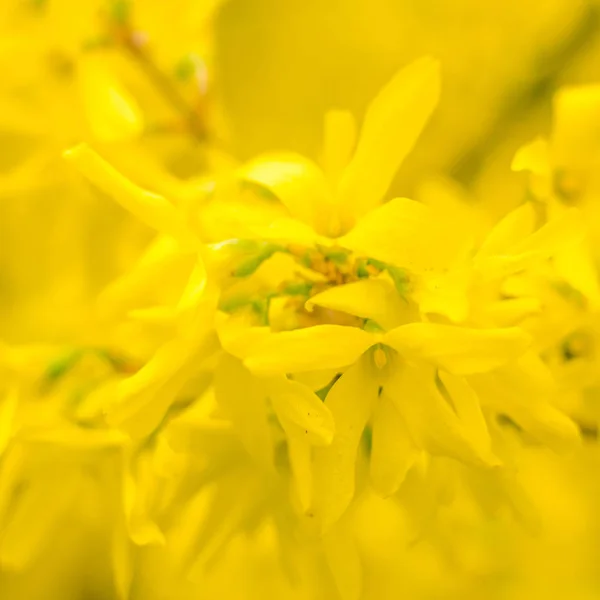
[3,2,600,600]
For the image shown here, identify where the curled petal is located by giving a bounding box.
[64,145,192,245]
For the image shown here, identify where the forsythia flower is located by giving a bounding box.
[4,8,600,598]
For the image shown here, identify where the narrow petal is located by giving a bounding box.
[243,325,375,375]
[475,205,584,278]
[339,197,466,274]
[307,278,407,330]
[386,363,498,466]
[313,359,377,529]
[267,376,335,446]
[370,394,416,497]
[64,145,192,244]
[238,153,333,234]
[337,57,441,225]
[437,371,496,463]
[214,355,273,467]
[468,353,580,452]
[384,323,531,375]
[108,332,219,439]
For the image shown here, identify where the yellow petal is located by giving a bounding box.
[214,355,273,467]
[321,109,357,183]
[552,84,600,168]
[482,297,541,327]
[512,207,584,256]
[511,137,551,176]
[339,197,466,274]
[0,387,18,457]
[468,353,580,452]
[109,332,219,439]
[313,358,377,529]
[337,57,440,226]
[415,266,472,323]
[554,239,600,309]
[0,470,80,570]
[477,203,536,259]
[476,208,584,280]
[267,376,335,446]
[79,55,143,143]
[64,144,192,244]
[112,526,133,600]
[370,394,416,497]
[292,369,340,391]
[279,419,313,513]
[437,371,496,463]
[384,323,531,375]
[386,363,497,466]
[307,278,407,330]
[97,235,192,320]
[243,325,375,375]
[323,525,363,600]
[125,452,166,547]
[198,187,319,245]
[238,153,333,234]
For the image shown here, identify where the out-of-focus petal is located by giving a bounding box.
[214,355,273,467]
[337,57,440,227]
[313,359,377,530]
[370,394,416,497]
[384,323,531,375]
